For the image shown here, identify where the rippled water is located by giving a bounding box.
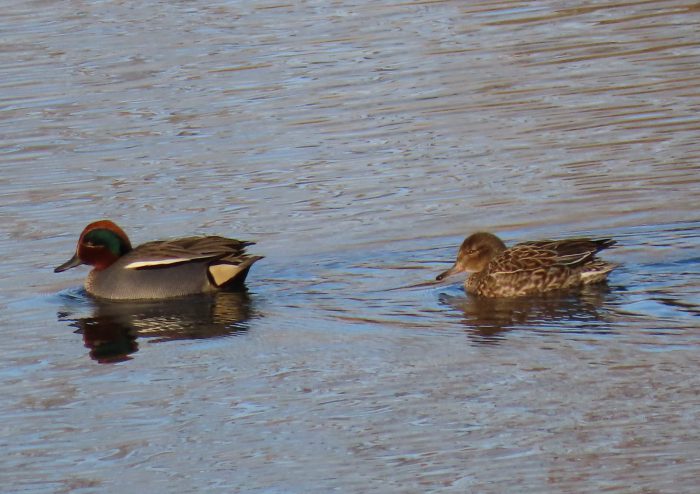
[2,1,700,492]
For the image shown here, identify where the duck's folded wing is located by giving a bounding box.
[500,238,616,271]
[123,237,251,270]
[172,236,254,254]
[486,244,553,274]
[488,243,586,274]
[520,238,615,256]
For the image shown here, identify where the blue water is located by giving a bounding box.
[2,1,700,492]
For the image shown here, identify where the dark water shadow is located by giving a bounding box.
[439,286,615,344]
[57,291,256,363]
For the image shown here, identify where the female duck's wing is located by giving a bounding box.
[488,238,616,274]
[521,238,615,256]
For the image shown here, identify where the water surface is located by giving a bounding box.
[2,1,700,492]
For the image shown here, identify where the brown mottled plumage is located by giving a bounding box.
[437,232,617,297]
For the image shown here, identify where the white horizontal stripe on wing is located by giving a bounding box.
[124,259,188,269]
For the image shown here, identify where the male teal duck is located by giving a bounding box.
[55,220,262,300]
[437,232,617,297]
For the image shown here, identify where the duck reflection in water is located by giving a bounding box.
[439,286,615,344]
[58,291,255,363]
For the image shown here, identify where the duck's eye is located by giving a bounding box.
[84,240,96,247]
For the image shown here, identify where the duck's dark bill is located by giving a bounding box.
[55,253,83,273]
[436,266,460,281]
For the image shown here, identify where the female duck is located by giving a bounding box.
[55,220,262,300]
[437,232,616,298]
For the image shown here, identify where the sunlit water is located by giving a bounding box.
[2,1,700,492]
